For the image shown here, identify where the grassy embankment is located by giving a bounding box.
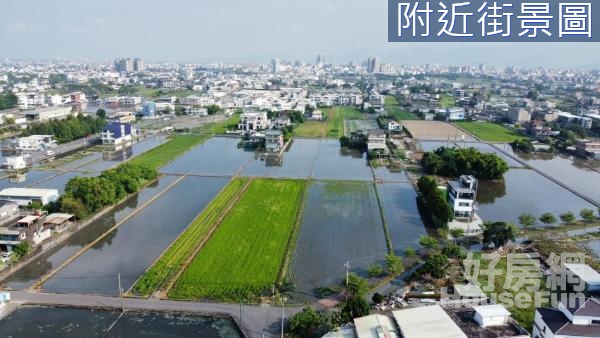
[132,177,249,296]
[169,179,307,301]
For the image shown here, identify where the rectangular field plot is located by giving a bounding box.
[377,183,428,255]
[344,119,378,136]
[290,180,388,301]
[169,179,307,301]
[132,177,249,296]
[476,168,597,225]
[241,138,320,179]
[312,139,373,181]
[3,176,180,290]
[41,176,229,295]
[160,137,254,176]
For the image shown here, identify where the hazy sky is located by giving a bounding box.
[1,0,599,67]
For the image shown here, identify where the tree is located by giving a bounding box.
[442,244,467,259]
[12,241,31,259]
[385,253,405,275]
[580,208,596,223]
[4,117,15,125]
[518,213,537,229]
[174,106,185,116]
[539,212,557,226]
[346,273,369,297]
[419,235,439,249]
[559,211,576,225]
[421,147,509,180]
[59,195,89,220]
[482,222,516,248]
[417,176,454,225]
[96,108,106,119]
[342,296,370,320]
[372,293,384,304]
[288,307,324,338]
[367,265,384,278]
[420,254,449,279]
[206,104,221,115]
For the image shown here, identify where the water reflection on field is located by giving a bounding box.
[42,176,228,295]
[291,180,387,301]
[476,168,597,225]
[0,306,242,338]
[3,176,179,290]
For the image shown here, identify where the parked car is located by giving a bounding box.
[45,150,55,156]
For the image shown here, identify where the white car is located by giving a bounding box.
[45,150,55,156]
[1,251,13,263]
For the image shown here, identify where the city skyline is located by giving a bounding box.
[2,0,600,68]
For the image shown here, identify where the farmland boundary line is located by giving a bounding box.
[159,177,255,298]
[126,176,247,297]
[277,179,310,285]
[28,175,187,291]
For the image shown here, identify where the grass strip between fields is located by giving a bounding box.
[131,177,250,297]
[128,115,241,170]
[168,178,307,301]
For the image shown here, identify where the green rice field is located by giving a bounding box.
[168,179,307,301]
[131,177,249,297]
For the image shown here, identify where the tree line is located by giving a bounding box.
[417,176,454,226]
[0,93,18,110]
[421,146,509,180]
[54,163,158,219]
[22,115,106,143]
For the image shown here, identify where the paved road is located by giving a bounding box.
[8,291,302,338]
[24,135,101,165]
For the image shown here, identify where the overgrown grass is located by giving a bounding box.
[293,106,363,138]
[475,253,547,331]
[132,177,249,296]
[384,95,420,120]
[129,115,240,170]
[438,95,456,108]
[128,134,209,170]
[455,121,527,142]
[169,179,307,301]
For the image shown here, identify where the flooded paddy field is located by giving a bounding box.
[42,176,229,295]
[512,152,600,203]
[376,183,428,255]
[372,166,410,182]
[311,139,373,181]
[291,180,387,301]
[0,170,58,190]
[2,176,180,290]
[0,306,242,338]
[585,239,600,258]
[161,137,253,176]
[344,119,378,135]
[241,138,319,178]
[476,168,597,225]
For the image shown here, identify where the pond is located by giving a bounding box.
[0,170,59,190]
[42,176,229,295]
[0,306,242,338]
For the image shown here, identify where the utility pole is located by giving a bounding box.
[118,273,124,313]
[344,261,351,287]
[280,297,286,338]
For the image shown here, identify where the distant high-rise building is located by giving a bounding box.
[316,54,326,69]
[367,57,379,73]
[114,58,133,72]
[271,58,280,74]
[134,58,144,72]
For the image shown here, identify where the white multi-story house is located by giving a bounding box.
[532,297,600,338]
[367,129,388,155]
[184,106,208,116]
[447,175,478,219]
[388,121,403,132]
[237,111,270,132]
